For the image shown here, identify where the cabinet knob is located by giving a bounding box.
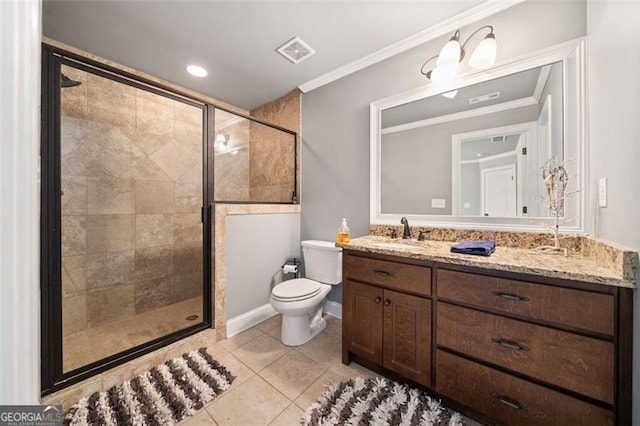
[374,296,381,304]
[491,393,527,410]
[383,299,391,306]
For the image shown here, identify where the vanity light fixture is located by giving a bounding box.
[186,64,208,77]
[420,25,497,84]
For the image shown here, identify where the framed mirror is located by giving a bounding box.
[370,38,586,232]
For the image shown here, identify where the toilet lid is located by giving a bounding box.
[272,278,321,300]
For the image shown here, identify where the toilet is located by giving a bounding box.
[269,240,342,346]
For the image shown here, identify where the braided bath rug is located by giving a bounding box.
[303,376,464,426]
[64,347,235,426]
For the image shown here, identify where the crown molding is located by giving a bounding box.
[298,0,526,93]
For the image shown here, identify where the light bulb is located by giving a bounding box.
[436,34,461,67]
[469,34,497,69]
[430,65,457,85]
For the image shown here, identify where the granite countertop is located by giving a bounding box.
[339,235,636,289]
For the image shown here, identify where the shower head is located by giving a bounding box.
[61,73,82,88]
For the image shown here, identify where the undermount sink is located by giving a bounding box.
[373,242,421,250]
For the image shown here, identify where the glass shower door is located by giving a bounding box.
[59,62,206,372]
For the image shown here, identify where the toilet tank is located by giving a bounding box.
[301,240,342,285]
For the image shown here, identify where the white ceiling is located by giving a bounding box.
[43,0,486,111]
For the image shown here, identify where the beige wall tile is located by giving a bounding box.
[62,292,87,335]
[175,102,203,132]
[136,92,174,135]
[86,250,135,289]
[173,271,203,301]
[87,177,135,214]
[62,215,86,256]
[135,180,175,213]
[61,66,88,120]
[131,245,174,282]
[62,255,88,294]
[86,283,135,327]
[62,176,87,215]
[136,214,174,248]
[175,183,202,214]
[150,141,196,181]
[174,214,202,245]
[86,73,136,137]
[133,130,175,157]
[85,215,135,253]
[134,276,175,314]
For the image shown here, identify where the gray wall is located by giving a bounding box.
[460,163,481,215]
[587,1,640,422]
[225,213,300,319]
[302,0,586,303]
[381,104,537,215]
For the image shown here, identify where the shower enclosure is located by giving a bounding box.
[40,45,298,395]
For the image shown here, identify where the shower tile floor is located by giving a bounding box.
[178,315,482,426]
[63,297,203,372]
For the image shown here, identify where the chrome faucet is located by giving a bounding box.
[400,217,411,239]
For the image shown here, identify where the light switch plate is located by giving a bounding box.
[598,177,607,207]
[464,202,471,209]
[432,198,446,209]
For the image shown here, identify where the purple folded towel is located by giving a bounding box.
[450,240,496,256]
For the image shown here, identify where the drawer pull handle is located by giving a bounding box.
[492,338,529,352]
[384,299,391,306]
[492,291,529,302]
[374,297,381,304]
[491,393,527,411]
[374,270,393,278]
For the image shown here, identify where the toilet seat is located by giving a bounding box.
[272,278,322,302]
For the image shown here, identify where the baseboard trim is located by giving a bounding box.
[324,300,342,319]
[226,304,278,337]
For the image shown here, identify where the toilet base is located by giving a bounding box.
[281,314,327,346]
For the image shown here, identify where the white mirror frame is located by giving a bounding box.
[370,37,587,233]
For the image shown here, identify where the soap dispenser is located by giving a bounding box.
[337,218,351,244]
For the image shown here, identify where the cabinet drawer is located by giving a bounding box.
[436,350,614,426]
[437,269,614,335]
[344,254,431,296]
[438,303,614,404]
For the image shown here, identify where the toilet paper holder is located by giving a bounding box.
[281,257,301,278]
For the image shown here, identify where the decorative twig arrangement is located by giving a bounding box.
[533,157,577,256]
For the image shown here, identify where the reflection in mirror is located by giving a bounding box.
[380,61,563,218]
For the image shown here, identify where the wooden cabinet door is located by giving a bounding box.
[382,289,431,386]
[343,279,383,364]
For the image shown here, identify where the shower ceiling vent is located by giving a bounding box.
[276,37,316,64]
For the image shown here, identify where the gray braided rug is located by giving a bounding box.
[64,347,234,426]
[303,376,464,426]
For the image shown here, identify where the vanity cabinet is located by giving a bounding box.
[342,254,432,387]
[341,249,633,426]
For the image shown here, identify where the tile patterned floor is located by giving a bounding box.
[179,315,482,426]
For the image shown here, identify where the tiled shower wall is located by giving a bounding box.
[60,65,204,338]
[250,90,300,202]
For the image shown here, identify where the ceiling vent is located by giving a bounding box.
[491,135,506,143]
[276,37,316,64]
[469,91,500,105]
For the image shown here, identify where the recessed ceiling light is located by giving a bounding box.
[186,65,208,77]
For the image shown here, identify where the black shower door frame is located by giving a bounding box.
[40,45,214,396]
